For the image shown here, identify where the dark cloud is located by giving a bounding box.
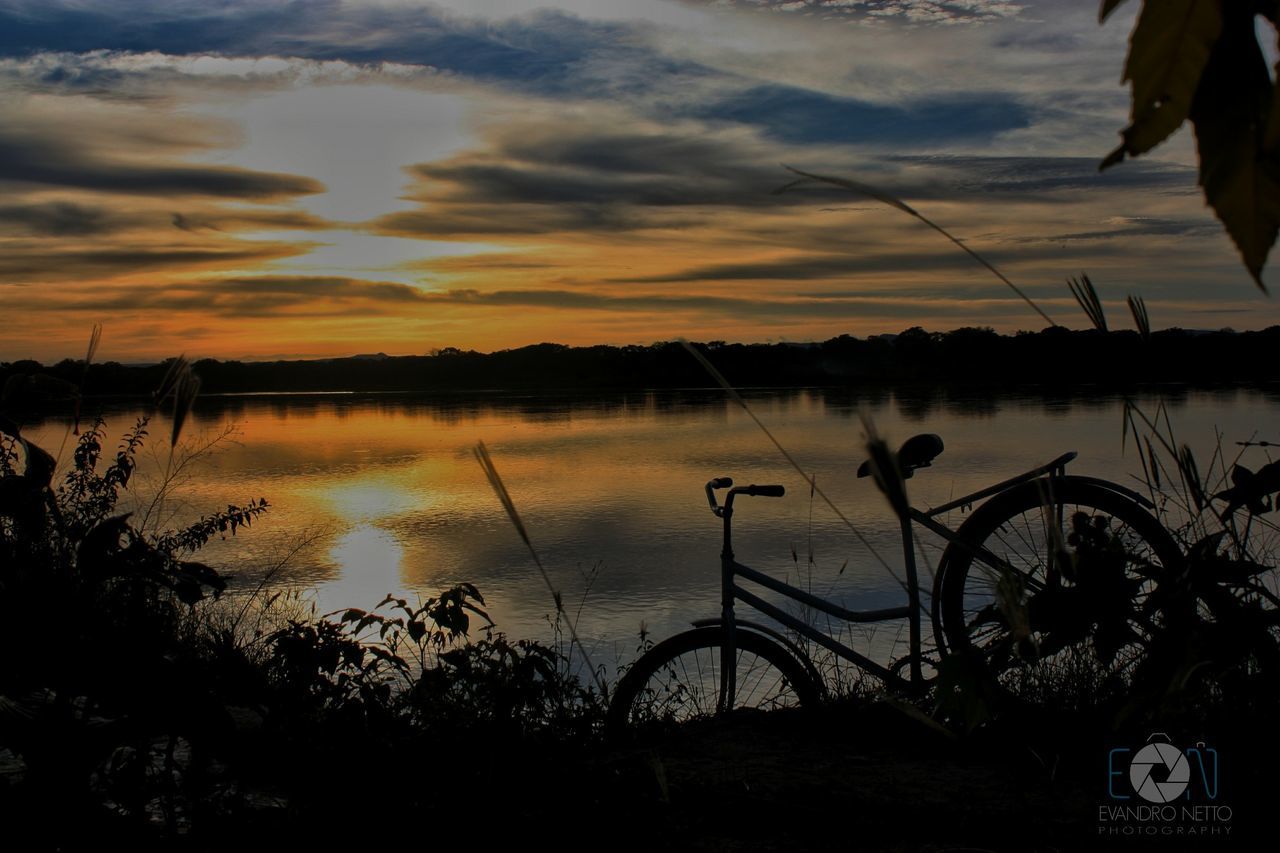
[680,1,1026,25]
[0,275,431,317]
[375,123,809,238]
[375,121,1204,242]
[0,1,686,97]
[0,201,327,237]
[0,134,323,199]
[688,85,1032,146]
[170,208,333,232]
[0,201,136,236]
[1,274,1039,322]
[0,245,302,281]
[1031,218,1221,244]
[880,155,1199,197]
[612,251,979,283]
[408,286,1040,320]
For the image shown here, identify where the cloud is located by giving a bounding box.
[382,285,1074,323]
[0,51,448,103]
[687,84,1032,145]
[0,134,323,199]
[690,1,1026,25]
[0,201,138,236]
[374,113,1203,246]
[879,155,1200,197]
[1026,217,1223,245]
[0,1,664,97]
[612,251,988,283]
[374,117,813,239]
[0,0,1272,360]
[0,200,329,238]
[0,275,430,317]
[0,244,306,282]
[0,272,1052,323]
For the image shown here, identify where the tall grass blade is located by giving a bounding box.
[1067,273,1107,332]
[679,339,905,592]
[171,371,201,449]
[778,166,1056,328]
[1145,436,1161,491]
[70,324,103,440]
[84,323,102,367]
[473,440,606,693]
[152,355,201,449]
[859,413,909,520]
[1127,294,1151,343]
[154,355,190,405]
[1178,444,1206,513]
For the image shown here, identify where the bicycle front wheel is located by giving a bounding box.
[937,477,1182,703]
[607,626,820,732]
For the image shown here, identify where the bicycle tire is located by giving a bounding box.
[937,477,1182,702]
[607,626,820,732]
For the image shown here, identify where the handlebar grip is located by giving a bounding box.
[747,484,785,497]
[708,477,734,489]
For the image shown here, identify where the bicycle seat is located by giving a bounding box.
[857,433,944,480]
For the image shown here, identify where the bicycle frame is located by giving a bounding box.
[709,450,1144,701]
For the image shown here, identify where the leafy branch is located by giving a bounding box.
[1102,0,1280,290]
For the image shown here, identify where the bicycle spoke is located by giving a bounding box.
[609,627,817,729]
[940,479,1181,706]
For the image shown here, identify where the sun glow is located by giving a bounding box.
[319,524,407,613]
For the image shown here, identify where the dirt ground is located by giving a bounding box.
[589,701,1263,852]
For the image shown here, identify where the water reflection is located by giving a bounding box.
[24,386,1280,669]
[320,525,404,615]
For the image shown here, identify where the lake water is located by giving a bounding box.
[22,385,1280,672]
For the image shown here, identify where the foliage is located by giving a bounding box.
[1116,401,1280,722]
[1102,0,1280,289]
[0,411,608,844]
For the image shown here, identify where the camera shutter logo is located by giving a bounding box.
[1129,741,1190,803]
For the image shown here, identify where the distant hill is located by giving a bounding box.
[4,326,1280,398]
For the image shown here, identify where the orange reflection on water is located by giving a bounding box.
[317,524,406,615]
[24,386,1279,665]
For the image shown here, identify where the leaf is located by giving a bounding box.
[1266,7,1280,156]
[1103,0,1222,165]
[20,439,56,487]
[0,477,41,517]
[1187,4,1280,290]
[1099,0,1129,23]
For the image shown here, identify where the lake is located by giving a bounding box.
[22,385,1280,673]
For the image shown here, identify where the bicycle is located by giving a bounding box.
[606,433,1184,729]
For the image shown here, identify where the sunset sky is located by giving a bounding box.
[2,0,1278,362]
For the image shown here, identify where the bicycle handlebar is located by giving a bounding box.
[706,477,785,516]
[743,484,785,498]
[705,477,733,514]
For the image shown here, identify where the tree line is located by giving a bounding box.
[5,326,1280,397]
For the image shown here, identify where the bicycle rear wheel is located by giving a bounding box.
[937,477,1182,703]
[607,626,820,732]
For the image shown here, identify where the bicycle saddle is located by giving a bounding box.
[856,433,944,480]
